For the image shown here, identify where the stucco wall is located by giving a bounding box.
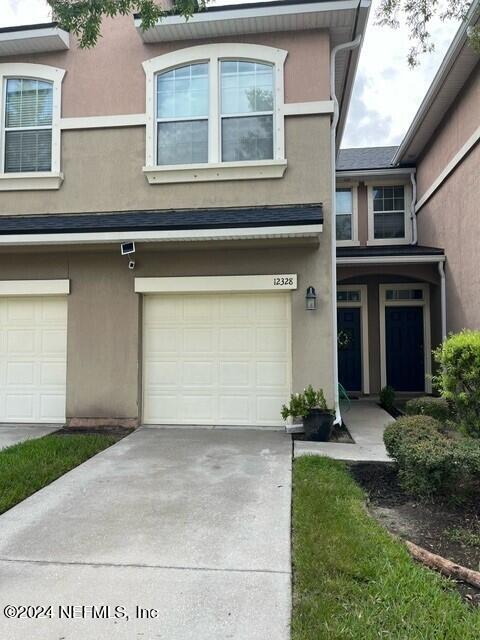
[416,64,480,196]
[416,142,480,332]
[0,115,330,215]
[0,241,333,421]
[6,16,331,117]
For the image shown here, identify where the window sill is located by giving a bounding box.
[336,240,360,247]
[366,238,410,246]
[0,172,64,191]
[143,159,288,184]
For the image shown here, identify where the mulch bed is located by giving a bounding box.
[50,426,135,439]
[292,422,354,444]
[349,462,480,605]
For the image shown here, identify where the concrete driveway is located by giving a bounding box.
[0,424,60,450]
[0,427,292,639]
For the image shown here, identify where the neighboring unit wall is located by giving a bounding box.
[416,65,480,332]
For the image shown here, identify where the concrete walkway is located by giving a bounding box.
[295,400,394,462]
[0,424,60,450]
[0,427,292,640]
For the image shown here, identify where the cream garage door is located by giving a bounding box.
[0,297,67,423]
[143,292,292,426]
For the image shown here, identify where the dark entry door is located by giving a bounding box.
[337,308,362,392]
[385,306,424,391]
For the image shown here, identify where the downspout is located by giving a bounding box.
[438,260,447,340]
[330,30,362,425]
[410,171,418,244]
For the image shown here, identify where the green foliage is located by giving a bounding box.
[375,0,480,67]
[48,0,205,48]
[445,527,480,549]
[384,415,480,496]
[292,456,480,639]
[379,385,396,411]
[434,330,480,438]
[0,434,116,515]
[281,385,330,420]
[405,395,451,422]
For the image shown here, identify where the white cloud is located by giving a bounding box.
[2,0,460,150]
[342,0,459,148]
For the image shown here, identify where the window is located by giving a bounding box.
[385,288,423,301]
[336,188,353,241]
[372,185,405,239]
[143,44,288,183]
[337,290,360,302]
[0,63,65,190]
[156,63,209,165]
[220,61,274,162]
[4,78,53,173]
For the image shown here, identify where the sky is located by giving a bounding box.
[1,0,461,149]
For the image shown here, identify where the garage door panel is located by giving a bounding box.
[143,292,291,426]
[219,362,250,386]
[0,297,67,423]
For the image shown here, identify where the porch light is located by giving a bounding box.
[306,286,317,311]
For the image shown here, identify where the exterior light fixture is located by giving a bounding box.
[306,286,317,311]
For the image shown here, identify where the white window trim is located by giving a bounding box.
[337,284,369,394]
[366,180,412,246]
[142,43,288,184]
[379,283,431,393]
[336,181,359,247]
[0,63,65,191]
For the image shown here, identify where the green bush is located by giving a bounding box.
[384,415,480,496]
[434,330,480,438]
[281,385,331,420]
[379,385,396,410]
[405,396,450,422]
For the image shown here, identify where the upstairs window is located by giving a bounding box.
[336,188,353,241]
[143,44,287,182]
[220,61,274,162]
[156,63,209,165]
[4,78,53,173]
[372,185,405,239]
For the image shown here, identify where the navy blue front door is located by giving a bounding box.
[385,306,424,391]
[337,308,362,392]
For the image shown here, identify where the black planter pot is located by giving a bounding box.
[303,409,334,441]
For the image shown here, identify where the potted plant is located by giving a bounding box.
[302,385,335,441]
[281,393,306,434]
[281,385,334,440]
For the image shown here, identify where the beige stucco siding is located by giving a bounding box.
[0,116,329,215]
[416,143,480,332]
[416,64,480,196]
[0,242,333,422]
[6,17,331,117]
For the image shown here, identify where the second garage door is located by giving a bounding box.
[143,292,291,426]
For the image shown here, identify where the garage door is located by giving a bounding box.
[0,297,67,423]
[143,292,291,426]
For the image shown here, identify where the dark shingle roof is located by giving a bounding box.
[337,146,399,171]
[0,204,323,235]
[337,245,444,258]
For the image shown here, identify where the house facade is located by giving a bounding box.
[0,0,370,426]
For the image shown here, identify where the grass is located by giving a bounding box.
[292,456,480,640]
[0,434,117,515]
[445,527,480,548]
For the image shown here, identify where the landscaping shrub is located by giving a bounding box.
[434,330,480,438]
[384,415,480,496]
[405,396,450,422]
[379,385,396,411]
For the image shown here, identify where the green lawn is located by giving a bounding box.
[292,456,480,640]
[0,434,117,515]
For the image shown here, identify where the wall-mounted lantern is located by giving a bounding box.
[306,286,317,311]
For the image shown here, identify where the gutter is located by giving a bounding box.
[330,11,363,426]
